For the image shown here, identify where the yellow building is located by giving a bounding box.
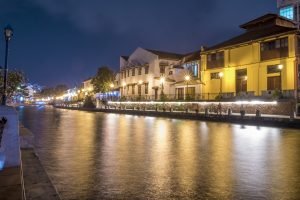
[200,14,300,100]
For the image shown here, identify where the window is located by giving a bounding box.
[169,71,173,75]
[210,72,222,80]
[145,83,148,94]
[138,85,141,95]
[124,71,126,78]
[267,76,281,90]
[183,62,199,77]
[267,65,281,74]
[176,88,184,100]
[207,51,224,69]
[145,66,149,74]
[160,66,165,74]
[236,69,247,93]
[280,6,294,20]
[138,67,142,75]
[132,85,135,94]
[132,68,135,76]
[260,37,288,60]
[127,70,130,77]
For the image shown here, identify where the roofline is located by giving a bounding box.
[201,30,298,54]
[239,13,296,29]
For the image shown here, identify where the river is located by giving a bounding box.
[17,105,300,199]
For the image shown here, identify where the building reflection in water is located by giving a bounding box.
[17,106,300,199]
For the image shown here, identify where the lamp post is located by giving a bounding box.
[219,72,224,94]
[184,75,190,100]
[2,25,13,105]
[278,64,283,92]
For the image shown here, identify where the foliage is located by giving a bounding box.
[272,89,282,100]
[91,66,115,93]
[0,69,26,102]
[40,84,68,97]
[215,94,223,101]
[160,94,167,101]
[83,96,96,108]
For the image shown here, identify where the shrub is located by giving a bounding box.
[83,96,96,108]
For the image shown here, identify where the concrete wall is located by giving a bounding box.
[0,106,20,170]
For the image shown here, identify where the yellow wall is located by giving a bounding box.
[201,34,297,96]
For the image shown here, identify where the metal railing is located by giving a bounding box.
[105,90,297,102]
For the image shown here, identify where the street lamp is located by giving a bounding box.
[2,25,13,105]
[278,65,283,92]
[184,75,190,99]
[219,72,224,94]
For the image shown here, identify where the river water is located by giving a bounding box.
[17,105,300,199]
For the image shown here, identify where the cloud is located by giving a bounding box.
[28,0,217,35]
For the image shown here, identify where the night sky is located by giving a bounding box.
[0,0,277,87]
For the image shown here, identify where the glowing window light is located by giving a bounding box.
[280,6,294,20]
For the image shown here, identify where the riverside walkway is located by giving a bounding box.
[0,125,60,200]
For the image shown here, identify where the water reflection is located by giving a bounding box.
[17,106,300,199]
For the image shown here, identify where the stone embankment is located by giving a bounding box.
[55,106,300,129]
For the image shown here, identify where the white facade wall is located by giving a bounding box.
[120,47,201,100]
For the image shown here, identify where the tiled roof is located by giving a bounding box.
[205,26,296,52]
[204,14,298,52]
[121,56,129,61]
[239,13,295,29]
[146,49,184,60]
[183,50,201,63]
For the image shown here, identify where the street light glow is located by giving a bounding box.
[219,72,224,78]
[110,83,114,88]
[160,77,165,84]
[184,75,190,81]
[278,64,283,70]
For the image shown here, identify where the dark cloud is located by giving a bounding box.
[0,0,277,86]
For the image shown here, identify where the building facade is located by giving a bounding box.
[201,14,300,100]
[119,47,202,100]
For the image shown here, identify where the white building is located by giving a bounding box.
[119,47,202,100]
[82,78,94,92]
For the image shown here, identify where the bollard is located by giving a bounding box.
[227,108,232,116]
[205,108,209,116]
[195,109,199,114]
[256,109,261,118]
[169,108,173,112]
[185,108,189,113]
[240,110,246,118]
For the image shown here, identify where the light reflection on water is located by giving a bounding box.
[17,106,300,199]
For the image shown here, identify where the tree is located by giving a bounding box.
[0,69,26,102]
[54,84,68,96]
[39,84,68,97]
[91,66,115,93]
